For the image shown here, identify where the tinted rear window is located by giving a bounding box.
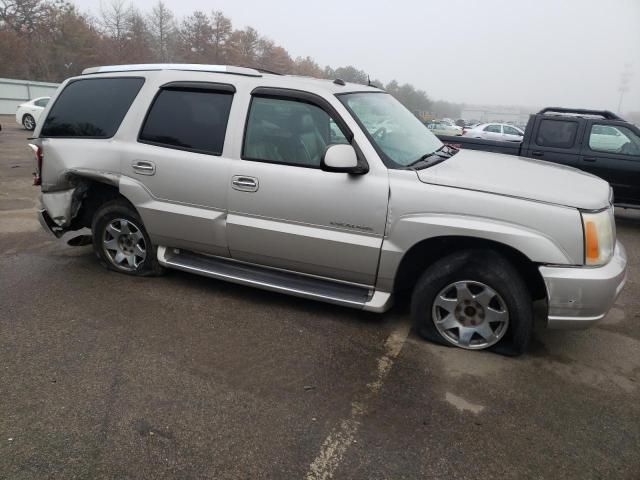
[139,89,233,155]
[41,78,144,138]
[535,119,578,148]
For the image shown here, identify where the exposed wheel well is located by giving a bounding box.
[70,179,135,230]
[393,236,547,301]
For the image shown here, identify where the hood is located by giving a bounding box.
[416,149,611,210]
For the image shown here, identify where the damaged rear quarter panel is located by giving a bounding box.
[37,136,124,227]
[40,169,119,228]
[39,138,123,192]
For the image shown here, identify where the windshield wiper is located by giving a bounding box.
[406,145,454,169]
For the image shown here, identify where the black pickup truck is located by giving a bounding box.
[438,108,640,207]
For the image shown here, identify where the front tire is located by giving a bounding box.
[22,114,35,131]
[411,249,532,356]
[91,200,164,276]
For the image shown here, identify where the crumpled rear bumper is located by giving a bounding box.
[37,208,64,237]
[540,241,627,329]
[37,187,81,237]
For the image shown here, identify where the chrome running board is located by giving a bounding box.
[157,246,373,309]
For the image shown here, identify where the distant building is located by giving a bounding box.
[461,105,532,125]
[0,78,59,115]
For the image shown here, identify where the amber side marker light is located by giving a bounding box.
[585,221,600,263]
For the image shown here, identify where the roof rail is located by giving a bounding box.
[250,67,284,76]
[538,107,624,121]
[82,64,262,77]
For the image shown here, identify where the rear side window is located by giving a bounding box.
[535,119,578,148]
[503,125,522,136]
[41,78,144,138]
[484,124,501,133]
[34,98,49,108]
[139,89,233,155]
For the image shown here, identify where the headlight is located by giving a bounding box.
[582,209,615,266]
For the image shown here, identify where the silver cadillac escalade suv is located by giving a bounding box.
[31,64,627,355]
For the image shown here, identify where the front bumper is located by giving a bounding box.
[540,241,627,329]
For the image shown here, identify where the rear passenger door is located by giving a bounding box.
[226,89,389,286]
[581,121,640,204]
[522,117,582,168]
[121,82,235,257]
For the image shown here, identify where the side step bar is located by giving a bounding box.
[157,246,376,309]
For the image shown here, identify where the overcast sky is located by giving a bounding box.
[77,0,640,113]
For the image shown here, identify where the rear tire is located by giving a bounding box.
[22,114,35,131]
[410,249,532,356]
[91,200,164,276]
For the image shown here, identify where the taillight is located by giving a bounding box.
[29,144,42,186]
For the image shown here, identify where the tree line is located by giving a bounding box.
[0,0,463,117]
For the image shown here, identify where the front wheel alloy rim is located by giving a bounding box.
[432,280,509,350]
[102,218,146,271]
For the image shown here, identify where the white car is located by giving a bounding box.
[16,97,50,131]
[464,123,524,142]
[588,125,629,152]
[427,121,463,136]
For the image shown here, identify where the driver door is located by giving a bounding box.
[226,91,389,286]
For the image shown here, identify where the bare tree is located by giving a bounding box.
[0,0,49,33]
[292,56,324,78]
[98,0,127,42]
[256,39,291,73]
[0,0,443,117]
[147,0,174,62]
[228,26,258,66]
[210,10,231,63]
[179,10,211,62]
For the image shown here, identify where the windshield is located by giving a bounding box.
[339,92,443,167]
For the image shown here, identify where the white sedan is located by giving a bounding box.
[15,97,50,131]
[464,123,524,142]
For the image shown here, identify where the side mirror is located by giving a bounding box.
[321,144,368,174]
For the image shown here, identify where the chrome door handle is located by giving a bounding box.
[132,161,156,175]
[231,175,259,192]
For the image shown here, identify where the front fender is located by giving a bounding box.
[376,213,579,292]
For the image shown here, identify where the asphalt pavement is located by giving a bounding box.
[1,116,639,479]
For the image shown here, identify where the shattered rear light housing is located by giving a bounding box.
[29,144,43,186]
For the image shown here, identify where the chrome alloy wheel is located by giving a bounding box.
[432,280,509,350]
[102,218,147,271]
[23,115,35,130]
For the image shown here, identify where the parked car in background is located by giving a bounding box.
[462,123,480,135]
[439,107,640,207]
[426,121,463,136]
[31,65,626,356]
[589,125,629,152]
[464,123,524,142]
[15,97,50,131]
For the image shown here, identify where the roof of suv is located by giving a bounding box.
[80,63,381,95]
